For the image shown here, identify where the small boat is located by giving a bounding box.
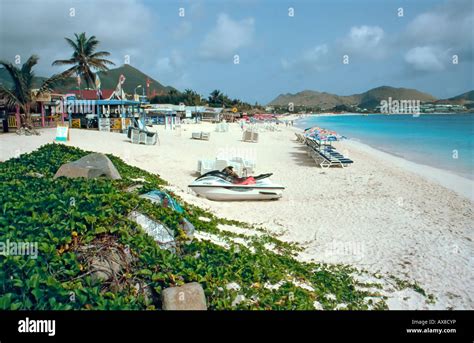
[189,170,284,201]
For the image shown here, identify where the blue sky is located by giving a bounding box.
[1,0,473,103]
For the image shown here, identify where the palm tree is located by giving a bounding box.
[183,89,203,106]
[52,32,115,89]
[208,90,224,107]
[0,55,71,134]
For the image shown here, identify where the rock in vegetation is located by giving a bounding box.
[231,294,246,307]
[128,211,176,252]
[54,153,121,180]
[162,282,207,310]
[76,235,133,285]
[89,249,123,283]
[179,218,195,241]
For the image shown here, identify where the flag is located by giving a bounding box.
[95,73,102,99]
[146,78,152,97]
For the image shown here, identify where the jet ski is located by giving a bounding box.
[189,169,285,201]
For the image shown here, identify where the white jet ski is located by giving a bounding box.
[189,170,284,201]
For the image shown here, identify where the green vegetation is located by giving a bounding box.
[0,55,71,130]
[150,88,258,110]
[0,144,390,310]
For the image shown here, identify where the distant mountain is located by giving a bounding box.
[0,64,176,96]
[268,86,437,109]
[269,90,359,108]
[356,86,437,109]
[437,90,474,105]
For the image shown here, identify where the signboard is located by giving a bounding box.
[98,118,110,132]
[110,118,122,131]
[55,124,69,141]
[185,110,192,118]
[232,107,238,113]
[71,119,81,128]
[34,93,51,102]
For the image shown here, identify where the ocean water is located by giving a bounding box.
[296,113,474,180]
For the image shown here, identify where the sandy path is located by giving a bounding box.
[1,123,473,309]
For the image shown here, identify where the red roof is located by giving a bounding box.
[61,89,115,100]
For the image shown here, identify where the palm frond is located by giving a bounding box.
[0,84,21,109]
[52,58,77,66]
[89,51,112,58]
[37,70,74,96]
[21,55,39,75]
[0,60,29,105]
[21,55,39,92]
[84,35,99,55]
[64,37,79,52]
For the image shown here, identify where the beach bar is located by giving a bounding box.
[64,97,142,133]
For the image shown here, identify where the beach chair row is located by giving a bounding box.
[302,136,354,168]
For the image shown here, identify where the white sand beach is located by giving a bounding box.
[1,122,473,310]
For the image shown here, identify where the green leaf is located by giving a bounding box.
[0,294,12,309]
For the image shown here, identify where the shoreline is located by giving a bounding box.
[294,112,474,117]
[291,125,474,202]
[343,139,474,201]
[0,124,473,310]
[292,116,474,197]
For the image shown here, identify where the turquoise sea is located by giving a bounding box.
[296,113,474,180]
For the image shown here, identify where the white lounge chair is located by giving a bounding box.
[198,159,216,175]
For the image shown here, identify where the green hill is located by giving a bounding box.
[0,68,47,89]
[356,86,436,109]
[447,90,474,103]
[0,64,176,96]
[269,86,437,109]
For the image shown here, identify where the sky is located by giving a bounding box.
[0,0,473,104]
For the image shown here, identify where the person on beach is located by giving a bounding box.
[221,166,256,185]
[222,166,239,179]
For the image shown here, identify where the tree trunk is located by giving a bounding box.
[16,105,40,136]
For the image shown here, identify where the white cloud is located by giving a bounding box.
[341,25,386,59]
[404,46,447,72]
[155,51,184,74]
[200,13,255,61]
[401,0,473,71]
[347,26,384,48]
[405,0,473,47]
[0,0,157,76]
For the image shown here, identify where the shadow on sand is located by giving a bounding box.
[289,145,318,167]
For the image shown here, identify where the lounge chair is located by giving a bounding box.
[192,132,211,140]
[128,126,158,145]
[231,157,256,176]
[197,159,216,175]
[242,130,259,143]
